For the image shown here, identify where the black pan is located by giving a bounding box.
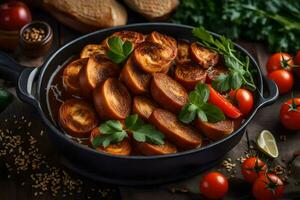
[0,23,278,186]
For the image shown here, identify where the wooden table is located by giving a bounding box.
[0,8,300,200]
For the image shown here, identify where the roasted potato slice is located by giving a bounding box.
[190,42,219,68]
[103,30,145,48]
[133,42,174,73]
[90,128,131,156]
[206,66,228,83]
[79,54,120,95]
[174,63,207,91]
[147,31,177,59]
[135,141,177,156]
[58,99,99,138]
[149,108,202,150]
[93,78,132,120]
[120,57,151,95]
[63,58,88,95]
[176,40,191,64]
[132,96,158,120]
[151,73,188,113]
[194,118,234,141]
[80,44,107,59]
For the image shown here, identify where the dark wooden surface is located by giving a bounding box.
[0,7,300,200]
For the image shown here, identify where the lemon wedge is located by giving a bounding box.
[256,130,279,158]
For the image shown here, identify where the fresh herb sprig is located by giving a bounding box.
[179,83,225,124]
[192,27,256,92]
[106,37,133,64]
[92,114,164,149]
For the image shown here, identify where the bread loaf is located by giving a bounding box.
[43,0,127,32]
[124,0,179,20]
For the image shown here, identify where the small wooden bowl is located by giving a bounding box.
[19,21,53,57]
[0,29,19,51]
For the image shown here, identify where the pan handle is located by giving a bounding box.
[0,51,40,108]
[257,77,279,109]
[17,67,40,109]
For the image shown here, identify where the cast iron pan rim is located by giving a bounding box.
[37,23,263,160]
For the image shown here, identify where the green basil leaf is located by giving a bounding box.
[229,72,243,90]
[197,109,208,122]
[106,120,123,131]
[212,73,230,92]
[108,37,123,54]
[123,41,133,57]
[188,91,203,106]
[195,83,210,103]
[192,27,215,44]
[102,138,111,148]
[92,135,102,149]
[107,51,125,64]
[178,103,198,124]
[125,114,139,129]
[202,103,225,123]
[133,132,146,142]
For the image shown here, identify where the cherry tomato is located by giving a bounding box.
[208,85,242,119]
[229,89,254,116]
[280,98,300,130]
[253,174,284,200]
[199,172,228,199]
[266,53,294,73]
[0,1,32,31]
[241,157,267,183]
[295,51,300,78]
[268,70,294,94]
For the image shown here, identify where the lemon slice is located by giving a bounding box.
[256,130,279,158]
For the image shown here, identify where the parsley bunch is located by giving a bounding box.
[179,83,225,124]
[172,0,300,53]
[92,114,164,148]
[106,37,133,64]
[192,27,256,92]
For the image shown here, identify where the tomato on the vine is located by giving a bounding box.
[229,88,254,116]
[253,174,284,200]
[266,53,294,73]
[199,172,228,199]
[280,98,300,130]
[268,70,294,94]
[241,157,267,183]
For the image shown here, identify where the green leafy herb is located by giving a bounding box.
[179,83,225,124]
[92,114,165,149]
[125,114,165,145]
[106,36,133,64]
[172,0,300,53]
[0,88,13,112]
[192,27,256,92]
[92,120,127,148]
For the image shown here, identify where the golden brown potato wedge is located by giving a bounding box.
[132,96,158,120]
[151,73,188,113]
[190,42,219,68]
[194,119,234,141]
[120,57,152,95]
[90,128,131,156]
[80,44,107,59]
[133,42,174,73]
[103,30,145,48]
[63,58,88,95]
[93,78,132,120]
[79,54,120,95]
[176,40,191,64]
[58,99,99,138]
[135,141,177,156]
[206,66,228,83]
[147,31,177,59]
[149,108,202,150]
[174,63,207,91]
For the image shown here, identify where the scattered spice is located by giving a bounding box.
[23,27,46,42]
[0,114,118,199]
